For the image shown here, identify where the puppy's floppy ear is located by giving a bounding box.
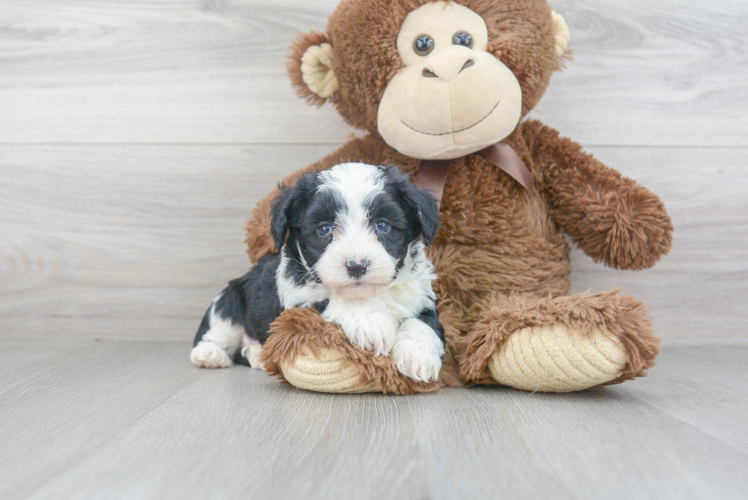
[270,172,317,250]
[383,165,441,246]
[407,187,441,246]
[287,31,338,107]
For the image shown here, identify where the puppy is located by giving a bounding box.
[190,163,444,383]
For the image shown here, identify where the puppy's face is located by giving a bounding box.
[271,163,439,300]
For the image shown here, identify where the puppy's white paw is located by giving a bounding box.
[339,309,398,356]
[190,341,232,368]
[240,335,265,371]
[392,319,444,383]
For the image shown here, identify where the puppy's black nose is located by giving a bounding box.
[346,260,368,278]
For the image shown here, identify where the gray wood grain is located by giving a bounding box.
[0,340,746,500]
[1,145,746,342]
[0,0,745,146]
[625,346,748,455]
[409,383,748,500]
[0,144,331,340]
[0,340,202,500]
[534,0,748,147]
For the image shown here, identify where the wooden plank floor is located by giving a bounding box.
[1,339,746,500]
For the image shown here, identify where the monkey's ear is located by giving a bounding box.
[552,11,571,59]
[287,31,338,107]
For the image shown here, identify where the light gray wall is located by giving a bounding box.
[1,0,746,343]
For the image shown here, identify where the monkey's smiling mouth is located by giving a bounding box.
[400,99,501,137]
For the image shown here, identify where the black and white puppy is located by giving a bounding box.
[190,163,444,382]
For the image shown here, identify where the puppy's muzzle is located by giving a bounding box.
[345,260,368,279]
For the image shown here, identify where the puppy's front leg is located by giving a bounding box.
[323,298,398,356]
[392,313,445,383]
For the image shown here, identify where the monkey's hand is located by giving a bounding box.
[525,120,673,270]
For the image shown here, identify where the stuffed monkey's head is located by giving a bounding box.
[288,0,570,160]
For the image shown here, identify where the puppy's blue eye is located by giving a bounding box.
[317,224,332,236]
[453,32,473,48]
[375,221,391,233]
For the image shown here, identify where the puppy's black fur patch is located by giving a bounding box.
[379,165,440,247]
[417,301,445,344]
[193,253,283,349]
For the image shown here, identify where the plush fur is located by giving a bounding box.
[244,0,673,393]
[262,308,459,394]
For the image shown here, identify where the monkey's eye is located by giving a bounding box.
[413,35,434,56]
[453,31,473,48]
[374,221,391,233]
[317,224,332,236]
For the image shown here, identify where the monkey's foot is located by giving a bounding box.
[460,291,660,392]
[261,308,445,395]
[281,348,377,394]
[487,323,627,392]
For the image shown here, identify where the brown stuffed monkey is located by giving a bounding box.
[245,0,673,394]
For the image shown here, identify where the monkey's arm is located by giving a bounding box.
[245,134,413,263]
[523,120,673,270]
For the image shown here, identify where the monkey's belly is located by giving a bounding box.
[427,239,571,313]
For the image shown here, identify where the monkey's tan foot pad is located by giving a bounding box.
[261,308,441,395]
[488,323,627,393]
[280,348,377,393]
